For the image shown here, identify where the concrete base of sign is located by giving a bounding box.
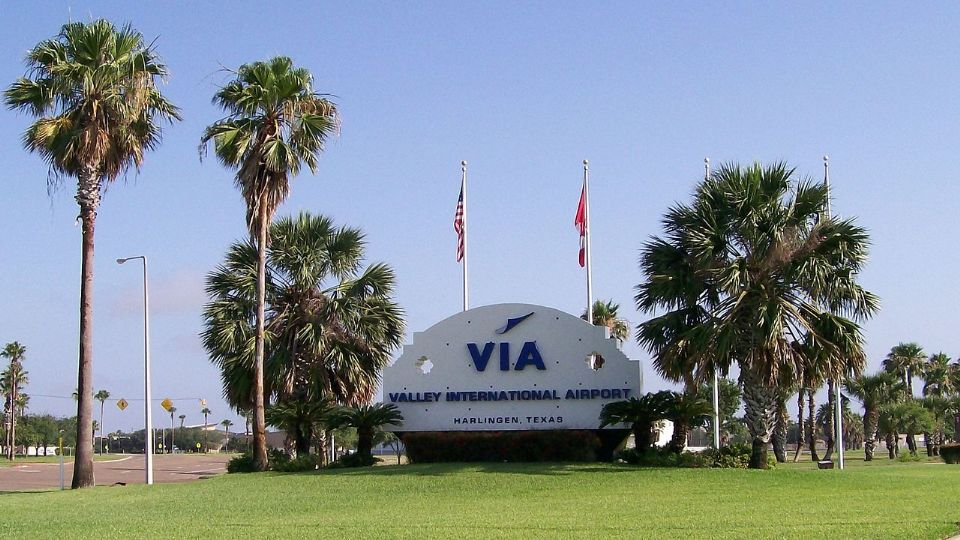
[396,428,631,462]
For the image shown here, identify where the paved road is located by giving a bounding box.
[0,454,230,491]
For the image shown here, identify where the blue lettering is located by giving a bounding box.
[468,342,495,371]
[499,342,510,371]
[514,341,546,371]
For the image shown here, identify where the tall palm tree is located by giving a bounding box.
[201,407,212,452]
[845,372,900,461]
[200,56,338,472]
[94,390,110,455]
[882,343,925,397]
[327,403,403,460]
[922,352,954,398]
[635,162,878,468]
[581,299,629,343]
[221,419,234,451]
[178,414,186,429]
[201,213,404,457]
[2,342,27,460]
[4,20,180,488]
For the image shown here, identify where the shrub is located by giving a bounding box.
[328,452,379,469]
[402,430,601,463]
[274,454,325,472]
[940,445,960,464]
[226,452,257,473]
[615,443,770,469]
[897,452,923,463]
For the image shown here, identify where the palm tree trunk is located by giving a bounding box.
[72,170,99,488]
[99,401,105,455]
[772,397,788,463]
[740,369,776,469]
[668,420,688,454]
[863,408,877,461]
[252,213,269,471]
[822,380,835,461]
[806,392,819,461]
[792,388,804,462]
[9,387,15,462]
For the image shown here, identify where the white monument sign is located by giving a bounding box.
[383,303,641,432]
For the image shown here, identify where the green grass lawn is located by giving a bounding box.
[1,456,957,539]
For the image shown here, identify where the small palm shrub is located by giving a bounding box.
[938,445,960,464]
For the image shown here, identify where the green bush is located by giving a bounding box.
[402,430,601,463]
[328,452,379,468]
[940,445,960,464]
[615,443,770,469]
[897,451,923,463]
[226,453,257,473]
[274,454,325,472]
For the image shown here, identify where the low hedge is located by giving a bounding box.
[401,430,601,463]
[941,444,960,464]
[616,444,773,469]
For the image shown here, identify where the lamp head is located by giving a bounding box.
[116,258,127,265]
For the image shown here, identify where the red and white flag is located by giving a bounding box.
[574,183,586,267]
[454,177,465,262]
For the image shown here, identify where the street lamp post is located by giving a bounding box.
[117,255,153,485]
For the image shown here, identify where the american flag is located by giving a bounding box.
[454,177,465,262]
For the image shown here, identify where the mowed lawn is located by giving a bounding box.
[1,456,957,539]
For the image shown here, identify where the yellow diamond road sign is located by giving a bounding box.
[116,399,128,411]
[161,398,173,412]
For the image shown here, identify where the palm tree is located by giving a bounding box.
[2,342,27,460]
[178,414,186,429]
[200,407,212,452]
[327,403,403,460]
[845,372,900,461]
[200,56,338,472]
[922,352,954,398]
[599,392,671,451]
[201,213,404,456]
[266,398,335,457]
[662,391,712,454]
[635,162,878,468]
[883,343,925,397]
[921,395,950,455]
[581,299,629,343]
[4,21,180,488]
[221,419,234,451]
[94,390,110,454]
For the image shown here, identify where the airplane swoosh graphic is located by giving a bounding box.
[495,312,535,334]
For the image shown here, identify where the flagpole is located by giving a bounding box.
[824,154,844,471]
[583,160,593,324]
[706,157,721,450]
[461,160,469,312]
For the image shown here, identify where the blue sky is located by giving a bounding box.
[2,2,958,431]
